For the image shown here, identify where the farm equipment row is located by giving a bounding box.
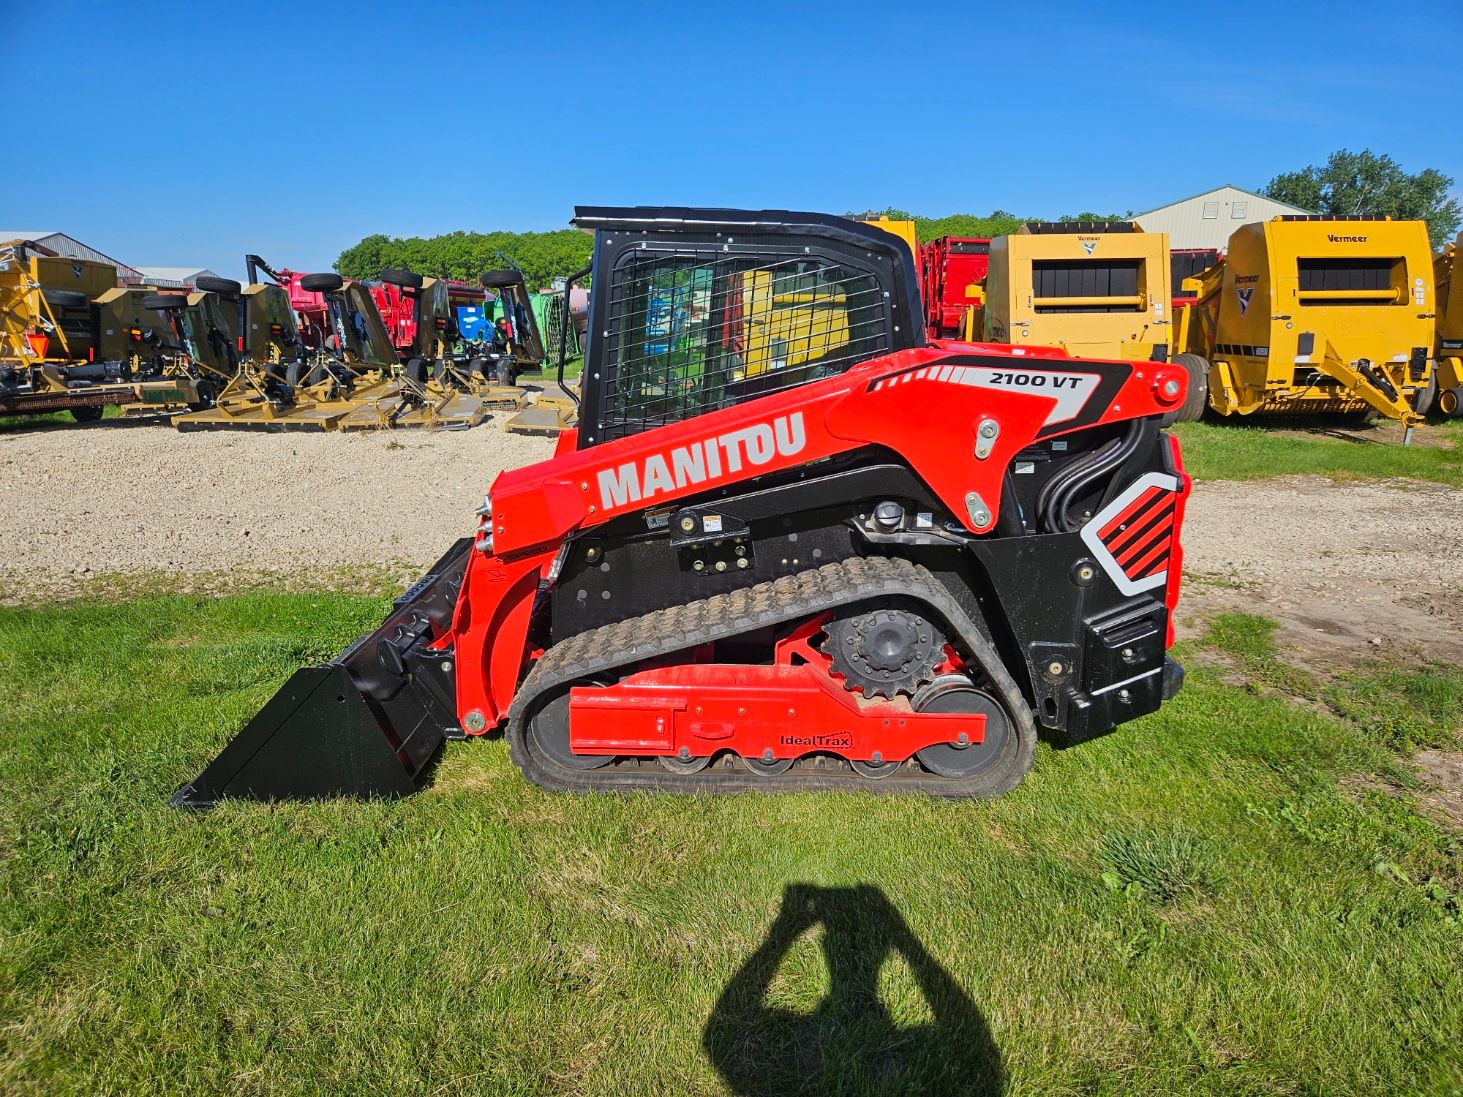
[1,240,217,420]
[2,244,560,432]
[921,217,1453,431]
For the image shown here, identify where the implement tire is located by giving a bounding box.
[481,268,523,289]
[1164,353,1210,425]
[299,272,344,294]
[142,293,187,312]
[69,405,104,423]
[379,268,424,290]
[1411,373,1439,416]
[195,276,242,295]
[1441,386,1463,418]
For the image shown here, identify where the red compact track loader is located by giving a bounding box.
[173,208,1192,806]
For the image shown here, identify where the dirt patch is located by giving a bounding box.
[1178,475,1463,666]
[1267,417,1455,450]
[1410,750,1463,831]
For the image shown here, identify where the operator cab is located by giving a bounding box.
[573,207,925,446]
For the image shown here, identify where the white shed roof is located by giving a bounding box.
[132,266,222,287]
[1130,186,1313,252]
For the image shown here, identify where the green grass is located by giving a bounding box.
[1173,417,1463,486]
[1,595,1460,1095]
[1099,829,1219,905]
[0,404,123,432]
[519,353,583,383]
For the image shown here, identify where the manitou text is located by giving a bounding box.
[597,412,808,510]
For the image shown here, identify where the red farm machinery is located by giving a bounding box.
[173,207,1191,806]
[920,237,991,340]
[371,264,556,422]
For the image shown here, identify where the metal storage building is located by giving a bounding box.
[0,230,142,281]
[1131,186,1312,252]
[0,234,211,287]
[131,266,222,288]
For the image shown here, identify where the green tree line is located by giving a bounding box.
[1263,149,1460,248]
[334,151,1460,287]
[856,209,1134,240]
[336,229,592,288]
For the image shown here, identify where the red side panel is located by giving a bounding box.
[567,663,984,762]
[451,548,556,731]
[1162,433,1191,648]
[485,348,1189,557]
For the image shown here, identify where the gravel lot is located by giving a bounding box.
[0,418,555,598]
[3,419,1460,661]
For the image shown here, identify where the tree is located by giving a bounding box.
[1058,211,1134,223]
[848,207,1025,241]
[849,207,1158,241]
[335,229,593,289]
[1263,149,1461,248]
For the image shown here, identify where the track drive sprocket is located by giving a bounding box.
[824,603,945,699]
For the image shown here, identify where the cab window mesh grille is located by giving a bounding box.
[596,249,889,439]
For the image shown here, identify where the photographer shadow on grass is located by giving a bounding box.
[703,884,1003,1096]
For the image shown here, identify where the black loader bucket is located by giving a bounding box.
[171,539,473,808]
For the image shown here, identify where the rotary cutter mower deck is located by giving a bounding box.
[173,263,486,431]
[172,267,392,431]
[373,267,518,415]
[173,207,1192,807]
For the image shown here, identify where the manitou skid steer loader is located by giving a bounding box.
[173,207,1192,807]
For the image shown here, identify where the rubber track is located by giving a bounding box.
[505,555,1037,798]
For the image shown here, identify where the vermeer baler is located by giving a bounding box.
[1170,216,1435,425]
[1432,234,1463,417]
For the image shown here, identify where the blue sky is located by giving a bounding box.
[5,0,1458,277]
